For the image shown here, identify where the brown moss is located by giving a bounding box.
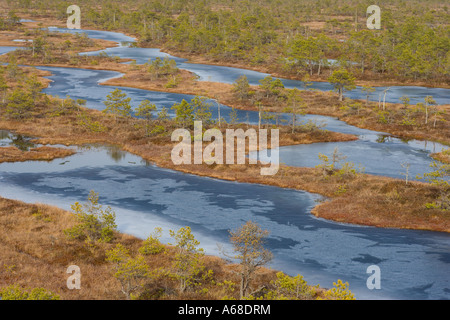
[0,146,75,163]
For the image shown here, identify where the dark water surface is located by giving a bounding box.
[0,46,21,55]
[0,141,449,300]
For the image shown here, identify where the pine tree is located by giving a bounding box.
[25,74,43,104]
[228,221,273,299]
[106,244,149,300]
[172,99,194,128]
[103,88,132,122]
[157,106,169,122]
[5,89,33,119]
[284,88,306,133]
[233,75,250,100]
[63,190,117,244]
[0,69,8,104]
[424,95,436,125]
[361,85,375,107]
[191,96,213,124]
[328,69,356,101]
[229,107,239,125]
[169,226,206,293]
[135,99,157,136]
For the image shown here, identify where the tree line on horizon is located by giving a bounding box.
[5,0,450,83]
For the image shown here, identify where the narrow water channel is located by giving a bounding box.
[0,136,449,300]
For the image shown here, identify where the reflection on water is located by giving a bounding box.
[376,135,393,144]
[106,145,128,163]
[0,130,9,141]
[0,130,36,151]
[9,135,36,151]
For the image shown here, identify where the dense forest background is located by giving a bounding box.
[2,0,449,84]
